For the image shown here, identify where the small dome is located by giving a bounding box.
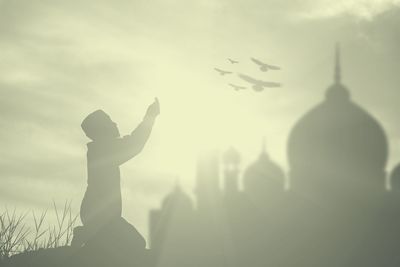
[223,147,240,167]
[243,150,285,194]
[162,184,193,211]
[390,164,400,191]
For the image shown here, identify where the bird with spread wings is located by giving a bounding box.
[238,73,281,92]
[214,68,233,75]
[228,58,239,64]
[250,57,281,72]
[229,83,246,91]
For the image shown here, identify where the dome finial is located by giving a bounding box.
[334,43,341,84]
[262,137,266,155]
[260,137,269,159]
[174,176,181,191]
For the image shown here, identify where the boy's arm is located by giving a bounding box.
[114,99,160,165]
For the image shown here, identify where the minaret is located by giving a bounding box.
[223,147,240,195]
[195,150,220,211]
[334,43,341,84]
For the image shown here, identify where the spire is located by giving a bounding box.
[334,43,341,84]
[325,43,350,101]
[261,137,266,155]
[260,137,269,159]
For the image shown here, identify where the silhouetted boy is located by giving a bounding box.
[73,98,160,250]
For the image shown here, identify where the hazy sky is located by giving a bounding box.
[1,0,400,238]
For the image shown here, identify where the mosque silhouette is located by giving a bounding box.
[148,46,400,267]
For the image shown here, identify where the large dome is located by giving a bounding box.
[287,47,388,188]
[390,164,400,191]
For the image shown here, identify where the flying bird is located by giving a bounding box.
[250,58,281,72]
[214,68,233,75]
[228,58,239,64]
[238,73,281,92]
[229,83,246,91]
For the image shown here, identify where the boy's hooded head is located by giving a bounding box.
[81,110,120,141]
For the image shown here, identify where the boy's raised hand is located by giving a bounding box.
[146,98,160,118]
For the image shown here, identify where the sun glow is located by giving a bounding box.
[151,80,264,179]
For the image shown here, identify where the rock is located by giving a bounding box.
[76,217,149,267]
[3,247,77,267]
[4,218,152,267]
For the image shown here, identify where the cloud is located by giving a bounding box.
[296,0,400,20]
